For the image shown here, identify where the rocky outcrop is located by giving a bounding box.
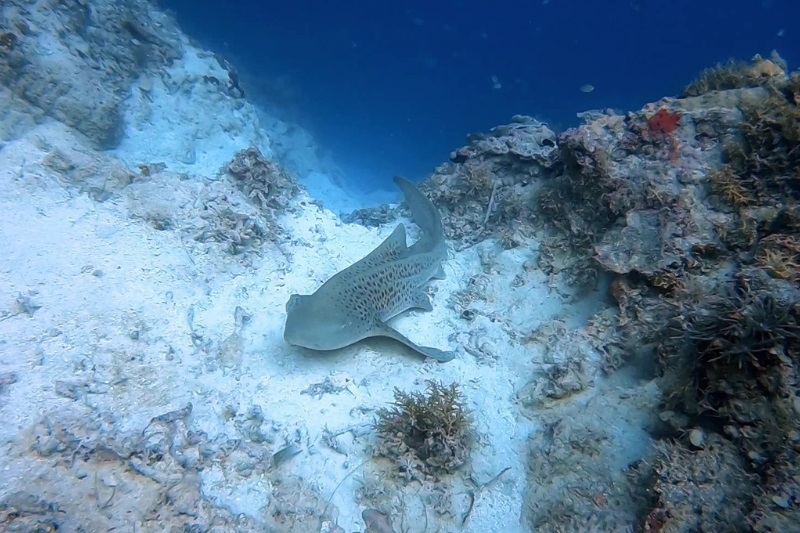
[0,0,183,148]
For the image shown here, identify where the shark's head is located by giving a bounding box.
[283,293,356,350]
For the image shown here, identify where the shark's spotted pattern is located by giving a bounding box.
[283,177,454,362]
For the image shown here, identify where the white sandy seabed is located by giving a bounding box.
[0,40,659,532]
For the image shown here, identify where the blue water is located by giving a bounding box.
[162,0,799,193]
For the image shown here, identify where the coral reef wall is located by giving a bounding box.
[422,53,800,531]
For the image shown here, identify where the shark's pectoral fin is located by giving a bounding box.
[409,290,434,312]
[431,265,447,280]
[372,320,455,363]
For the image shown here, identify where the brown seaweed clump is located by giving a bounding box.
[374,381,472,481]
[660,275,800,449]
[730,75,800,185]
[682,53,787,97]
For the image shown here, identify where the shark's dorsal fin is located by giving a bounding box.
[338,224,408,279]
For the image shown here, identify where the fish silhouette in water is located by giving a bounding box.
[283,176,454,362]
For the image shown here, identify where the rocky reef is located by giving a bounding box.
[0,0,183,148]
[1,0,798,529]
[422,52,800,531]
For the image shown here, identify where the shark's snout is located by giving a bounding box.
[284,297,353,351]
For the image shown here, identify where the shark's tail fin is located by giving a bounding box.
[394,176,445,251]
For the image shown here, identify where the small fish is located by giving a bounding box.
[272,443,302,468]
[580,84,595,93]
